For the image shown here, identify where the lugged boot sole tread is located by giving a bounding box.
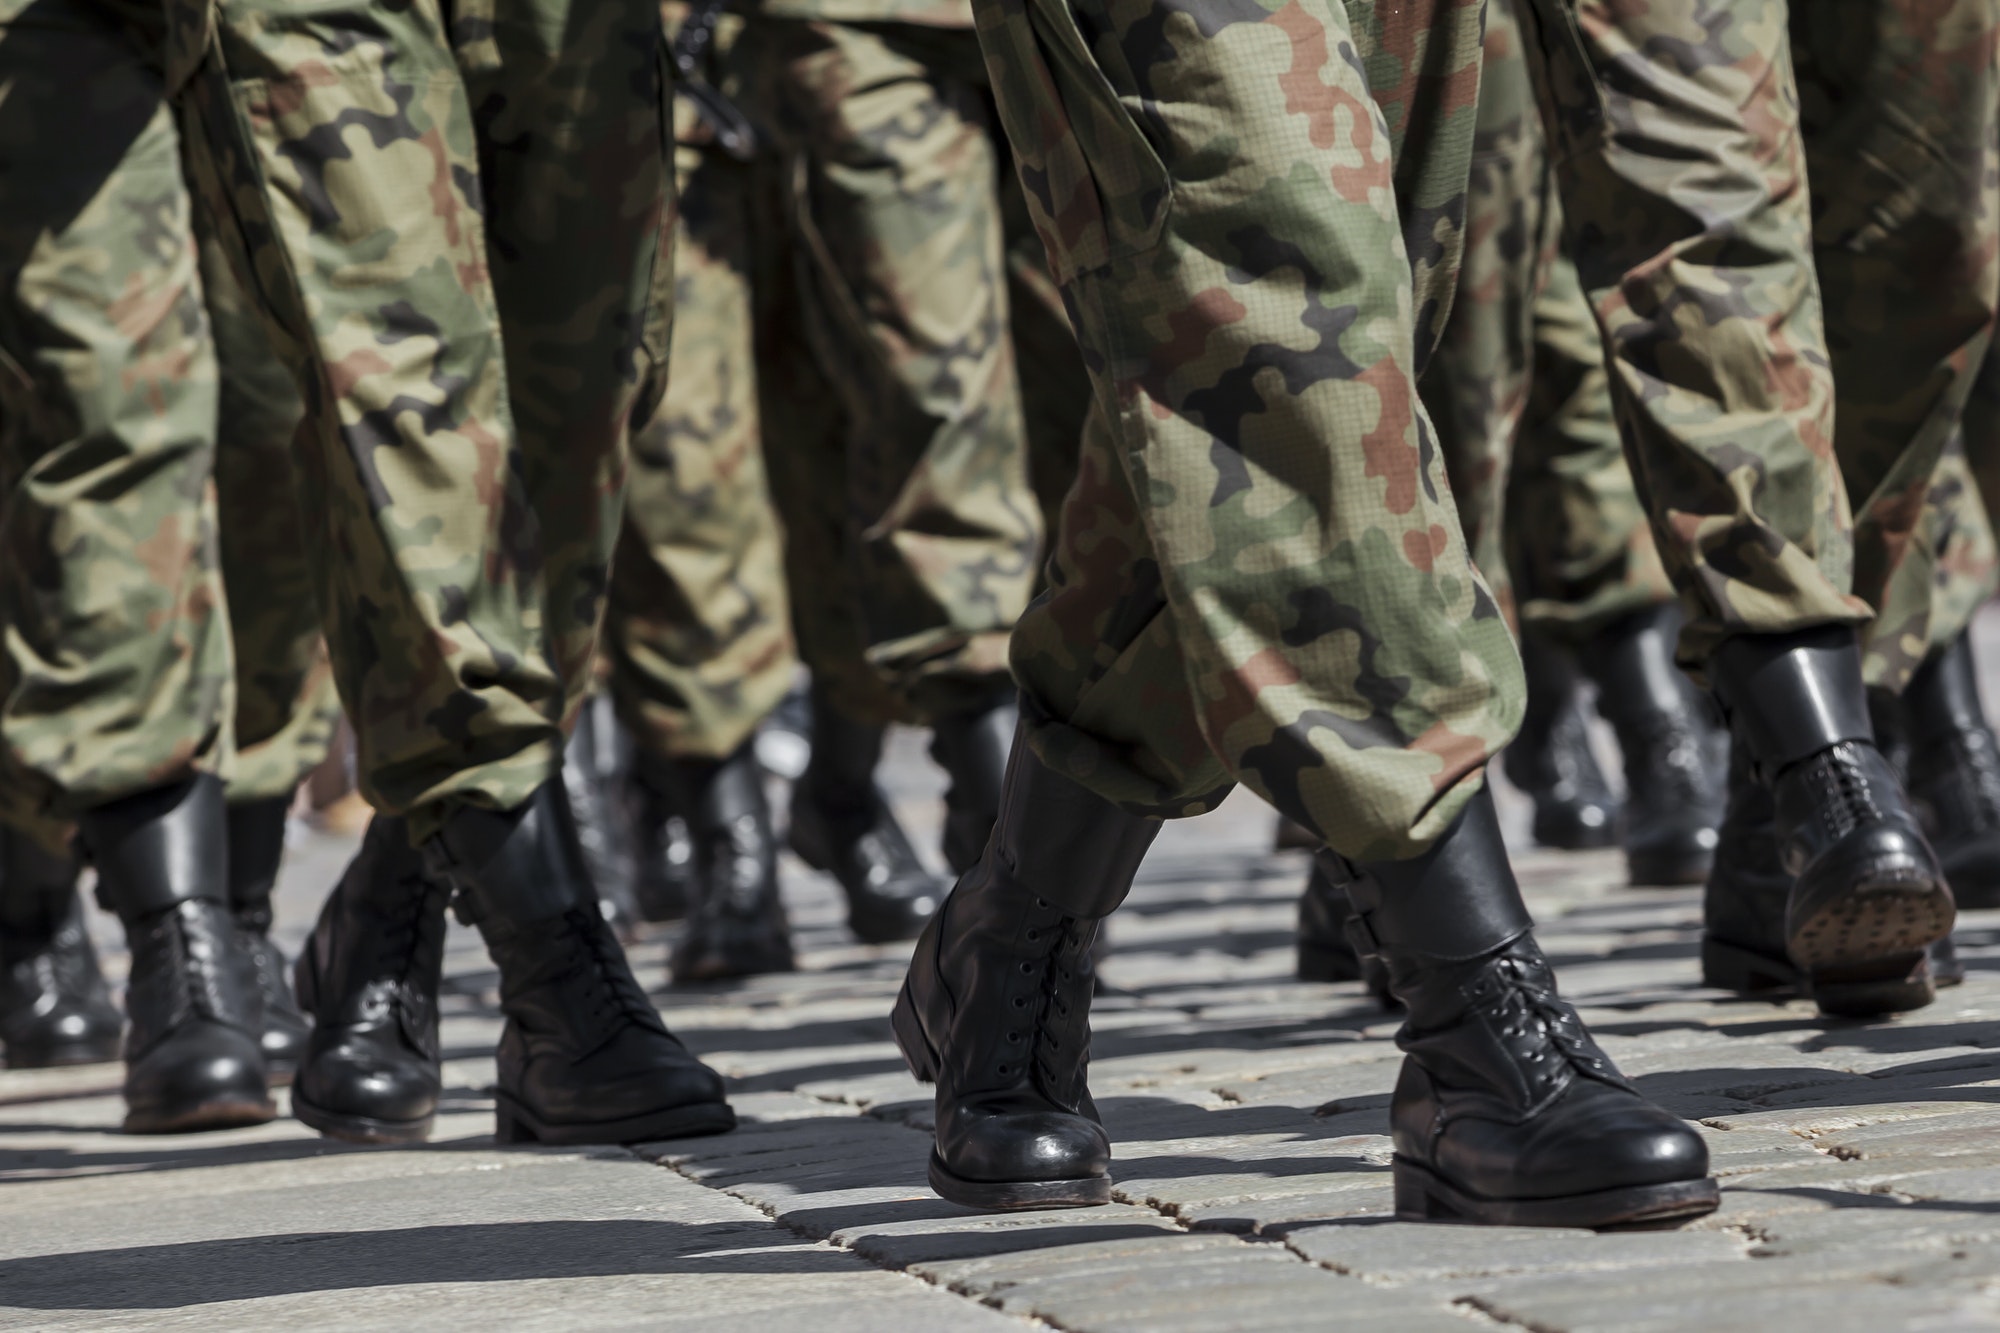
[928,1150,1111,1211]
[1788,865,1953,1010]
[1701,933,1935,1017]
[1392,1157,1719,1230]
[492,1092,736,1146]
[292,1088,436,1145]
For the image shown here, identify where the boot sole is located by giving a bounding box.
[1392,1158,1719,1230]
[123,1096,277,1135]
[1701,935,1936,1018]
[3,1039,123,1070]
[293,1089,435,1145]
[492,1092,736,1146]
[928,1150,1111,1211]
[1788,862,1953,971]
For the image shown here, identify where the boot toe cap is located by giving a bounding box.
[124,1023,273,1131]
[947,1107,1111,1185]
[298,1040,441,1123]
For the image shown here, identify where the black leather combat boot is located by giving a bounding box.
[1702,731,1955,1015]
[0,831,121,1068]
[291,815,451,1143]
[635,744,794,983]
[1707,628,1954,1008]
[893,733,1160,1210]
[1901,631,2000,908]
[789,687,944,943]
[1500,630,1620,851]
[929,688,1018,875]
[1339,788,1716,1228]
[425,780,735,1144]
[1580,607,1723,885]
[81,775,274,1133]
[226,797,309,1078]
[563,714,641,934]
[1296,858,1393,1006]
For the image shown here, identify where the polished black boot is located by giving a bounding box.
[635,744,794,983]
[929,689,1018,875]
[628,786,694,924]
[893,734,1160,1210]
[291,815,451,1143]
[0,831,121,1068]
[564,703,643,932]
[82,775,273,1134]
[1580,607,1722,884]
[1901,631,2000,908]
[1339,788,1716,1228]
[425,779,735,1144]
[1295,858,1393,1006]
[790,688,945,943]
[1709,628,1954,1006]
[1703,731,1953,1016]
[1500,630,1620,851]
[226,797,309,1078]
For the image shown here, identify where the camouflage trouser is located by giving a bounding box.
[0,0,336,843]
[1422,0,1670,643]
[603,74,800,763]
[989,0,1517,862]
[746,18,1043,726]
[1529,0,2000,687]
[178,0,673,836]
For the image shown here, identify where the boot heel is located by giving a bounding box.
[890,981,938,1084]
[494,1106,538,1144]
[1700,936,1799,995]
[1392,1160,1441,1220]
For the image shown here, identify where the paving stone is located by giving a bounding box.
[1283,1221,1746,1281]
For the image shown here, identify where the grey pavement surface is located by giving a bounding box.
[10,628,2000,1328]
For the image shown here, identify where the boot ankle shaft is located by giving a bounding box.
[990,743,1159,919]
[1710,627,1873,772]
[1904,634,1990,747]
[1340,787,1533,964]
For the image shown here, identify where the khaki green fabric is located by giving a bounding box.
[604,73,800,763]
[990,0,1519,861]
[0,0,335,836]
[1422,0,1669,647]
[1526,0,2000,684]
[177,0,674,835]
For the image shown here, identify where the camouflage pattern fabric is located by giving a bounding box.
[176,0,674,836]
[1506,244,1675,644]
[1426,0,1669,646]
[0,0,235,828]
[604,53,801,764]
[1525,0,2000,682]
[201,197,342,802]
[745,17,1043,726]
[991,0,1519,862]
[0,0,335,835]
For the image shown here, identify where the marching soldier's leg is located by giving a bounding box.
[894,0,1715,1228]
[1510,244,1724,888]
[186,0,734,1147]
[199,213,336,1080]
[608,72,797,983]
[1420,0,1619,857]
[0,821,119,1070]
[772,20,1036,876]
[1530,0,1955,1016]
[0,0,272,1131]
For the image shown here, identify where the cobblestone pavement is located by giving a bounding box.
[9,661,2000,1328]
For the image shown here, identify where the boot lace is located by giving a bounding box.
[1799,742,1886,845]
[1462,944,1629,1106]
[559,908,663,1037]
[994,899,1093,1107]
